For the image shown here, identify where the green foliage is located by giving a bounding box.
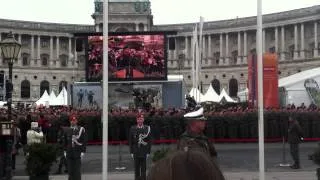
[25,143,58,177]
[152,148,170,163]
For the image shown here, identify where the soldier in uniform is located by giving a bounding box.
[63,115,87,180]
[288,116,303,169]
[177,107,218,163]
[129,112,152,180]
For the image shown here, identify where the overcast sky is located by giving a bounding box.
[0,0,318,25]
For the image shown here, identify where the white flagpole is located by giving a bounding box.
[257,0,265,179]
[102,0,109,179]
[198,17,204,102]
[192,25,198,98]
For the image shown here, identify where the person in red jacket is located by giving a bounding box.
[37,114,50,140]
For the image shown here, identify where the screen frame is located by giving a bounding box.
[75,31,174,82]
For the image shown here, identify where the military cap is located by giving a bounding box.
[184,107,206,120]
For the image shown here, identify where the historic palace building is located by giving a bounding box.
[1,0,320,104]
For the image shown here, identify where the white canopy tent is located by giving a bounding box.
[188,87,204,103]
[48,90,57,106]
[218,88,237,103]
[54,87,68,106]
[200,84,220,103]
[35,90,50,106]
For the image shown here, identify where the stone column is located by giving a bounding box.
[74,39,78,68]
[56,36,60,67]
[95,24,100,32]
[50,36,53,66]
[144,24,148,31]
[31,35,34,66]
[208,35,212,65]
[225,33,229,65]
[300,23,305,58]
[219,33,223,65]
[314,22,318,57]
[294,24,298,59]
[173,37,177,60]
[18,34,22,66]
[202,36,206,61]
[135,23,139,31]
[68,37,72,66]
[237,32,241,64]
[262,29,266,53]
[281,26,285,61]
[275,27,279,53]
[184,36,189,67]
[37,35,41,66]
[243,31,247,64]
[0,33,2,65]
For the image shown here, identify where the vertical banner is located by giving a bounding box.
[248,53,279,108]
[263,53,279,108]
[247,53,257,108]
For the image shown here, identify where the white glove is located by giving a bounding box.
[131,154,134,158]
[81,152,85,159]
[301,137,304,141]
[64,151,66,158]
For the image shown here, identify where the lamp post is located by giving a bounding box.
[0,32,21,180]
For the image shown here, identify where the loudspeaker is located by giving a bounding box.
[76,39,83,52]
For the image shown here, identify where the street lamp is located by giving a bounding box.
[0,31,21,179]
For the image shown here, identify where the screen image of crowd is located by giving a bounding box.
[87,34,166,81]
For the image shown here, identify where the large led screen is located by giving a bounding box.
[86,33,167,81]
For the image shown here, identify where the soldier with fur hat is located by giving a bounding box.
[177,107,218,163]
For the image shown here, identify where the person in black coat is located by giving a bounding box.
[129,112,152,180]
[288,116,303,169]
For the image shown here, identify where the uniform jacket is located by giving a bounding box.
[288,122,303,144]
[26,129,43,145]
[177,130,218,158]
[63,125,87,159]
[129,125,152,157]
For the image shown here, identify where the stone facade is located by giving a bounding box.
[1,0,320,104]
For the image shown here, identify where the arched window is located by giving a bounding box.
[59,81,68,92]
[40,80,50,96]
[211,79,220,94]
[21,80,30,98]
[229,78,238,97]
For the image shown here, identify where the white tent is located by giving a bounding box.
[48,90,57,106]
[200,84,220,103]
[238,88,249,102]
[53,87,68,106]
[35,90,50,106]
[188,87,204,103]
[218,88,237,103]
